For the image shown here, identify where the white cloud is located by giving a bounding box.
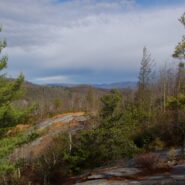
[34,75,71,84]
[0,0,184,83]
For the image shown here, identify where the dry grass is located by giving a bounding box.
[7,124,31,136]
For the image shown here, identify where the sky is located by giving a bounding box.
[0,0,184,84]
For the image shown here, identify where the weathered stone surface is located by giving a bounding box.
[87,174,106,180]
[74,164,185,185]
[75,179,179,185]
[85,168,141,182]
[171,175,185,180]
[76,180,108,185]
[10,112,89,161]
[102,168,141,177]
[75,180,142,185]
[141,179,177,185]
[172,165,185,175]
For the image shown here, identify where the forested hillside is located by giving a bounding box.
[21,82,106,121]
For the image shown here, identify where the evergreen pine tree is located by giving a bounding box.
[0,28,26,128]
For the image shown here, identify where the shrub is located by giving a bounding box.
[149,138,165,151]
[135,152,161,171]
[18,134,70,185]
[167,148,177,161]
[69,127,138,171]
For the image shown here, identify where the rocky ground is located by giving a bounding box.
[10,112,89,161]
[71,164,185,185]
[7,113,185,185]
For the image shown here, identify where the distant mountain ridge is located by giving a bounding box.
[48,81,137,89]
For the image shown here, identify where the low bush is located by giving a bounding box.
[167,148,177,161]
[17,134,70,185]
[135,152,161,171]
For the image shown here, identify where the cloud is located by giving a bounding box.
[0,0,184,83]
[34,75,71,84]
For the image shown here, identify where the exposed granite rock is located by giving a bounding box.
[75,179,179,185]
[74,165,185,185]
[10,112,89,161]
